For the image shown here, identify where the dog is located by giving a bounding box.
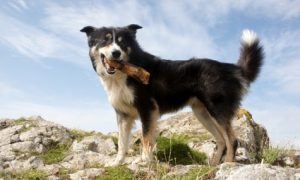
[81,24,263,166]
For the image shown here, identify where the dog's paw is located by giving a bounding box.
[141,151,153,163]
[105,155,125,167]
[131,156,148,166]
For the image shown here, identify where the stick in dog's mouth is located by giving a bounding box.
[100,54,118,75]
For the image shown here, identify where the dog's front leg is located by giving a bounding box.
[140,108,159,163]
[112,112,135,166]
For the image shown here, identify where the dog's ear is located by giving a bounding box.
[80,26,96,36]
[127,24,142,34]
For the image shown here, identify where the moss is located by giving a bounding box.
[69,129,94,142]
[262,147,285,165]
[57,167,71,180]
[0,170,47,180]
[39,141,71,164]
[14,118,27,125]
[182,166,216,180]
[156,136,207,165]
[238,109,253,121]
[96,166,134,180]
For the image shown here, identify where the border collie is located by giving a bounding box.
[81,24,263,166]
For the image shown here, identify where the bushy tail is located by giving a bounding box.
[238,29,264,83]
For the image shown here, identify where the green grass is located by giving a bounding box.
[14,118,27,125]
[156,136,207,165]
[41,143,70,164]
[96,166,134,180]
[262,147,285,165]
[69,129,94,142]
[57,167,71,180]
[181,166,216,180]
[0,170,47,180]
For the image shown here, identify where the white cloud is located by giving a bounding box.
[0,82,23,96]
[8,0,28,12]
[42,1,219,59]
[261,30,300,95]
[0,12,87,66]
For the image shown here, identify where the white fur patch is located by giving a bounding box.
[100,73,137,117]
[241,29,258,46]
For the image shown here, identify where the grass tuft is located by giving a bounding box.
[39,141,71,164]
[182,166,216,179]
[262,147,285,165]
[14,118,27,125]
[69,129,94,142]
[96,166,133,180]
[57,167,71,180]
[0,169,47,180]
[156,136,207,165]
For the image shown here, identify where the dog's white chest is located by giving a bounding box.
[100,74,137,117]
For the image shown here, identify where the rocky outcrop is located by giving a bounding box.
[0,110,299,179]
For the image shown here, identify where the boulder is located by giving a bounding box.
[215,163,300,180]
[69,168,104,180]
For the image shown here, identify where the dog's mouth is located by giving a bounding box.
[100,54,118,75]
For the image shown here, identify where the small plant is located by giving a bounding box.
[57,167,71,180]
[156,136,207,165]
[0,170,47,180]
[262,147,284,165]
[182,166,216,179]
[39,141,71,164]
[14,118,27,125]
[69,129,94,142]
[96,166,134,180]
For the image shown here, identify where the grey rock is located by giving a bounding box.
[5,156,44,172]
[215,163,300,180]
[47,175,60,180]
[168,165,201,176]
[0,125,23,147]
[61,151,111,170]
[71,135,116,155]
[69,168,104,180]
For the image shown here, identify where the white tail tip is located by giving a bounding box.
[242,29,258,46]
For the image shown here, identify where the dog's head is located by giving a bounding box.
[81,24,142,76]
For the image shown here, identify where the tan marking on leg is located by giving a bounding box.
[141,103,159,163]
[221,123,236,162]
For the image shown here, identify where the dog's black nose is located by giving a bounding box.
[112,50,121,59]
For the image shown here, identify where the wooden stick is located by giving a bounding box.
[105,59,150,85]
[90,48,150,84]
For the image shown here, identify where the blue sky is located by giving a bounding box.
[0,0,299,147]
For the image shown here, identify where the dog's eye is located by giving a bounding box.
[104,33,112,42]
[118,36,123,42]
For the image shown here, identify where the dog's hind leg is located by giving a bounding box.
[219,122,236,162]
[112,112,135,166]
[190,98,226,165]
